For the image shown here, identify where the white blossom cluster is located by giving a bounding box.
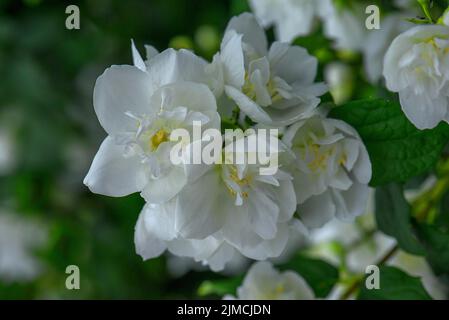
[250,0,417,84]
[84,13,372,271]
[250,0,449,130]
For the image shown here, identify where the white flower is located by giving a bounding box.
[283,114,372,228]
[212,13,327,126]
[0,212,47,282]
[248,0,321,42]
[134,135,306,271]
[84,47,220,203]
[321,2,367,52]
[135,202,305,271]
[383,24,449,129]
[226,261,314,300]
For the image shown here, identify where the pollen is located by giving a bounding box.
[225,165,252,201]
[275,283,285,294]
[229,165,252,186]
[242,72,282,104]
[150,128,169,151]
[307,144,330,172]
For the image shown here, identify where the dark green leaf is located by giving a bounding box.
[358,266,432,300]
[375,184,425,255]
[415,223,449,275]
[329,99,449,186]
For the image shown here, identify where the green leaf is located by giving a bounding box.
[329,99,449,186]
[375,184,425,255]
[278,254,339,298]
[197,276,243,297]
[358,266,432,300]
[415,223,449,275]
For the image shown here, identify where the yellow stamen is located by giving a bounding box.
[150,129,169,151]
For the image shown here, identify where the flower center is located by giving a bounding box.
[242,73,282,105]
[307,144,335,172]
[296,139,347,174]
[258,282,285,300]
[150,128,169,151]
[223,165,252,204]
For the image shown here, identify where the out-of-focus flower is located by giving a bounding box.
[283,114,372,229]
[134,135,306,271]
[84,46,220,203]
[383,24,449,129]
[0,128,16,175]
[389,252,448,300]
[320,2,367,52]
[248,0,322,42]
[225,261,314,300]
[324,62,354,104]
[363,14,412,83]
[211,13,327,126]
[0,211,47,283]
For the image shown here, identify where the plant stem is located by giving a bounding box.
[338,244,399,300]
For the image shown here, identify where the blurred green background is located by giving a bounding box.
[0,0,249,299]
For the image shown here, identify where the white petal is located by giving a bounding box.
[147,48,208,87]
[329,169,353,190]
[282,271,315,299]
[220,30,245,88]
[226,13,268,56]
[269,42,318,85]
[299,191,336,229]
[142,202,177,241]
[248,187,280,240]
[206,242,236,272]
[131,39,146,71]
[399,88,448,129]
[292,170,328,204]
[238,261,278,299]
[134,210,166,260]
[246,223,290,259]
[175,169,228,239]
[225,85,272,123]
[93,65,154,135]
[152,81,218,115]
[248,0,278,27]
[145,44,159,60]
[352,143,372,184]
[141,165,187,203]
[84,137,147,197]
[266,97,320,126]
[274,180,296,222]
[333,183,370,222]
[274,1,315,42]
